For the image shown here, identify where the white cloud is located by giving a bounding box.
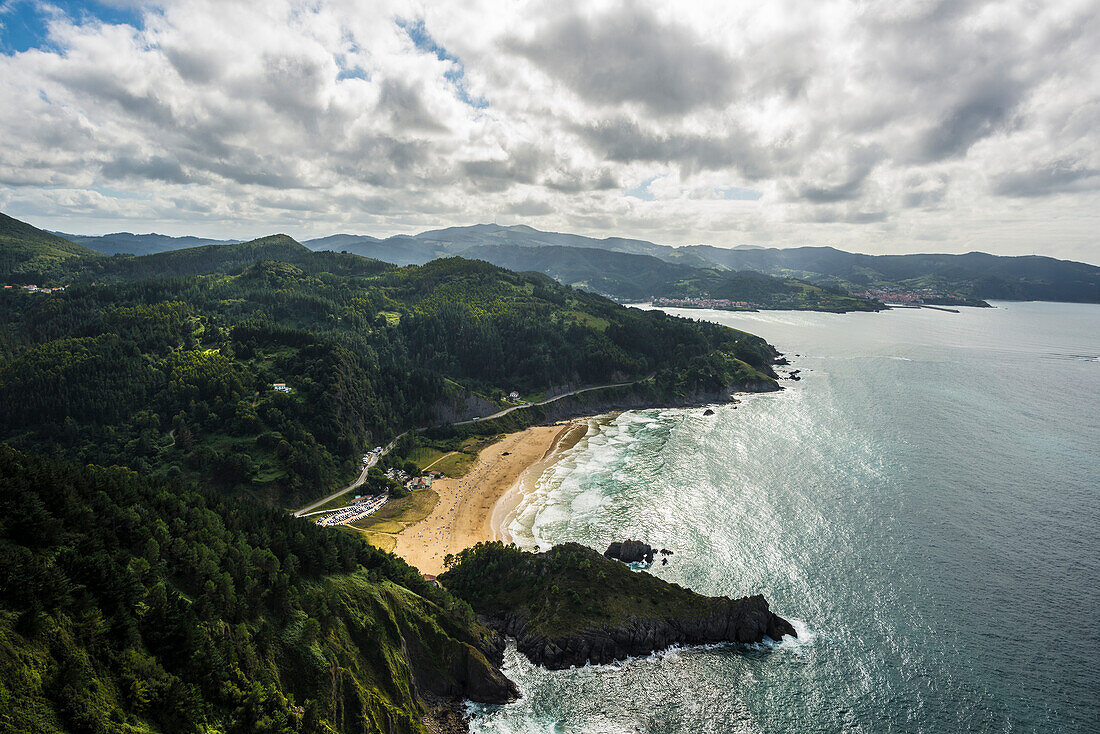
[0,0,1097,262]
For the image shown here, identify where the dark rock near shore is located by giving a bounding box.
[491,593,796,670]
[441,542,797,672]
[703,408,715,416]
[605,539,655,564]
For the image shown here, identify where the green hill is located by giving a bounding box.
[683,245,1100,304]
[0,444,515,734]
[460,244,881,310]
[439,541,795,670]
[0,212,102,280]
[308,223,1100,305]
[57,231,242,256]
[304,229,881,311]
[0,240,778,505]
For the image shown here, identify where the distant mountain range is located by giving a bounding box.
[54,231,242,256]
[302,224,1098,305]
[6,214,1099,306]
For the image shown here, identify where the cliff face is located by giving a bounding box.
[439,542,796,671]
[533,378,779,424]
[429,376,780,441]
[377,583,519,705]
[491,594,796,670]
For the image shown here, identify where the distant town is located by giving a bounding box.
[654,286,983,311]
[2,284,69,293]
[847,286,982,306]
[652,297,757,310]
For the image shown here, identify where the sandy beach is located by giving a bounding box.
[390,421,588,575]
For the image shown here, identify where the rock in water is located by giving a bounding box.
[605,539,655,564]
[703,408,716,416]
[440,542,797,670]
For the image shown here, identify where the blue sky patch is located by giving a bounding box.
[625,177,658,201]
[0,0,145,54]
[398,17,488,109]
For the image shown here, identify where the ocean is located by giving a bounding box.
[469,301,1100,733]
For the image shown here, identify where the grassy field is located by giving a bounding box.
[350,529,397,553]
[349,489,440,553]
[353,489,439,532]
[400,435,498,478]
[405,446,449,470]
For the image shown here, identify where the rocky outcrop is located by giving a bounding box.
[431,389,500,424]
[441,542,797,673]
[488,595,796,670]
[605,539,656,564]
[391,593,519,706]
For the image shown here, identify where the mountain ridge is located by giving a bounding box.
[6,213,1097,303]
[55,231,243,255]
[0,212,103,280]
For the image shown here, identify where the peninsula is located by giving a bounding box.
[440,542,797,669]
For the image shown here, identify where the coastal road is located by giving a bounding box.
[293,460,373,517]
[293,374,653,517]
[292,432,407,517]
[452,374,654,426]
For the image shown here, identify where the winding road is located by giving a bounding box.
[452,376,652,425]
[293,375,652,517]
[292,432,407,517]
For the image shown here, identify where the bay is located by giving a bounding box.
[470,302,1100,734]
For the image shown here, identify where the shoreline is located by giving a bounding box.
[381,391,760,575]
[387,419,590,575]
[490,418,594,545]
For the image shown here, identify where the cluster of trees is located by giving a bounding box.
[0,239,776,504]
[0,445,486,733]
[455,243,882,310]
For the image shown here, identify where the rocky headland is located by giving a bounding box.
[439,542,796,670]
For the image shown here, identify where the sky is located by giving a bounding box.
[0,0,1098,262]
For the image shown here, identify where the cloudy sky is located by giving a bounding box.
[1,0,1098,261]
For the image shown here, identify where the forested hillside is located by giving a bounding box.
[0,222,778,505]
[0,445,515,734]
[460,244,880,310]
[0,213,102,280]
[307,223,1100,304]
[305,230,881,310]
[57,231,241,256]
[684,245,1100,303]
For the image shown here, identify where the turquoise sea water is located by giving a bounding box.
[468,301,1100,734]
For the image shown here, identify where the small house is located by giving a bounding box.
[272,383,291,393]
[508,390,520,400]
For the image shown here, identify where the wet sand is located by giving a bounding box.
[391,421,587,575]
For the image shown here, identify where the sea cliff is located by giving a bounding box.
[439,542,796,670]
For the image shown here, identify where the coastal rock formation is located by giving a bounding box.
[402,625,518,705]
[494,593,796,670]
[440,542,796,672]
[703,408,716,416]
[605,539,655,564]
